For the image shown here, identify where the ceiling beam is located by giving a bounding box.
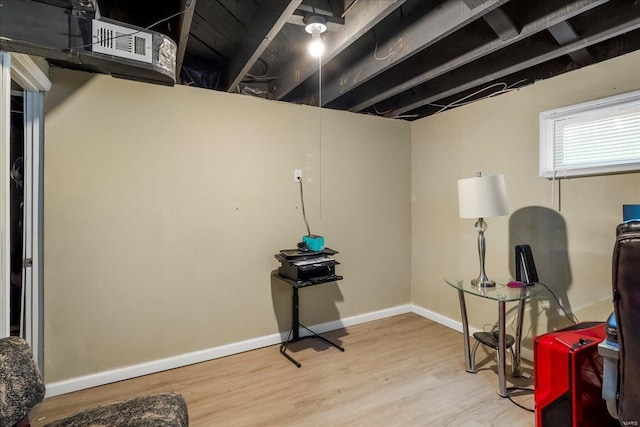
[273,0,406,100]
[548,20,595,66]
[225,0,302,92]
[389,7,640,116]
[70,0,96,16]
[328,0,344,17]
[319,0,510,106]
[483,7,518,40]
[0,0,72,57]
[462,0,490,7]
[175,0,197,82]
[348,0,606,112]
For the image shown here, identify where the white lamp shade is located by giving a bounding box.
[458,174,509,218]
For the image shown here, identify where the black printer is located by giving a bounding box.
[274,247,342,285]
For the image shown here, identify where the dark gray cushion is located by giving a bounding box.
[0,336,46,426]
[44,392,189,427]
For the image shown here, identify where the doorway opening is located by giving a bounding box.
[9,86,24,336]
[2,52,49,372]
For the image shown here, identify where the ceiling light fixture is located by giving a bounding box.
[305,15,327,58]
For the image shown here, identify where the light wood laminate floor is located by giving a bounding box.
[32,313,535,426]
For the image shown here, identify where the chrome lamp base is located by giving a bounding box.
[473,218,496,288]
[472,278,496,288]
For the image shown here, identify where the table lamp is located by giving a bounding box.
[458,172,509,287]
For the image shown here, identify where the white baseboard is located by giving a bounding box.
[410,303,481,335]
[45,304,411,397]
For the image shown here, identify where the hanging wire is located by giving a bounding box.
[427,79,527,114]
[371,104,418,120]
[318,52,323,219]
[374,37,393,61]
[506,387,535,412]
[372,104,392,116]
[539,282,580,324]
[370,79,525,119]
[298,179,312,235]
[244,58,273,81]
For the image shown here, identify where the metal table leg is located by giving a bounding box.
[279,286,344,368]
[457,290,475,373]
[280,329,301,368]
[497,299,507,397]
[513,299,525,377]
[292,287,299,341]
[280,287,302,367]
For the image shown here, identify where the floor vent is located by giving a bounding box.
[92,20,153,64]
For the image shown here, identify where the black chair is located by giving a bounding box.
[599,221,640,424]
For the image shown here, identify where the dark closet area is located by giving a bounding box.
[9,85,24,336]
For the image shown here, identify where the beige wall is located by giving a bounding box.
[44,69,411,382]
[43,48,640,384]
[411,50,640,355]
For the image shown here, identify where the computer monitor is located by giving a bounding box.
[623,204,640,221]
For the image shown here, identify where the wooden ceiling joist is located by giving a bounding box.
[389,6,640,116]
[548,20,596,66]
[318,0,509,107]
[347,0,607,113]
[224,0,302,92]
[483,7,519,40]
[175,0,197,82]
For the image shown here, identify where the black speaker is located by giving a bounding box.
[515,244,538,284]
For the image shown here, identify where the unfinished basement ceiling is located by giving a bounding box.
[4,0,640,120]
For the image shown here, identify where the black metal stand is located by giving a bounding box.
[278,281,344,367]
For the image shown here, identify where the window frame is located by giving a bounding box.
[539,89,640,179]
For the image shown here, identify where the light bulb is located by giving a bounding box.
[308,35,324,57]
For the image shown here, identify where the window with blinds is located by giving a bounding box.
[540,89,640,178]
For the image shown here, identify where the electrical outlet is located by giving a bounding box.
[294,169,302,182]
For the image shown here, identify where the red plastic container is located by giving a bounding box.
[534,322,618,427]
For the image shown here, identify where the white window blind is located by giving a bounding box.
[540,89,640,178]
